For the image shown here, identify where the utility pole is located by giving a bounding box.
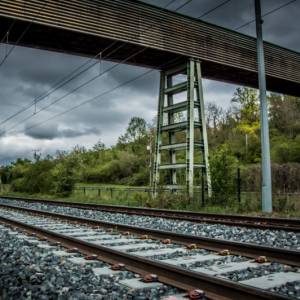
[255,0,272,213]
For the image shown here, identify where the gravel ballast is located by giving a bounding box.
[0,224,179,299]
[1,207,300,299]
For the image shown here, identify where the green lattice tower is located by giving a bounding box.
[152,58,211,201]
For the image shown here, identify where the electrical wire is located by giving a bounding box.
[4,46,147,133]
[12,0,296,136]
[235,0,297,30]
[0,21,16,44]
[0,42,122,127]
[1,0,191,133]
[14,0,296,138]
[0,1,48,68]
[197,0,232,19]
[0,0,184,129]
[9,56,182,136]
[174,0,193,11]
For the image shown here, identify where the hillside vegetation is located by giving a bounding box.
[1,87,300,211]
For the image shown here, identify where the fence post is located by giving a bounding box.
[237,168,241,204]
[83,187,86,196]
[98,188,101,198]
[201,168,205,207]
[110,188,113,200]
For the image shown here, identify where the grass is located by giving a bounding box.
[1,183,300,217]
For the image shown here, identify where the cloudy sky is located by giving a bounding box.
[0,0,299,164]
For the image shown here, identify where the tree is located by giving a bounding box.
[206,102,224,130]
[93,140,105,151]
[118,117,147,144]
[231,87,260,162]
[231,87,260,134]
[269,93,300,138]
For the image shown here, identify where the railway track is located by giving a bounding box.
[2,195,300,232]
[0,205,299,300]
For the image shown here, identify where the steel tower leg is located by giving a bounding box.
[196,61,212,198]
[186,59,195,200]
[153,71,165,196]
[167,76,177,185]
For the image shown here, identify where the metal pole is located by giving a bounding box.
[201,168,205,207]
[148,131,152,187]
[255,0,272,213]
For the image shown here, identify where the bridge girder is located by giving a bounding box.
[0,0,299,96]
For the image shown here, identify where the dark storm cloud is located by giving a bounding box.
[2,46,86,84]
[24,123,101,140]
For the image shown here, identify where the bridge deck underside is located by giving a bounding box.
[0,0,299,97]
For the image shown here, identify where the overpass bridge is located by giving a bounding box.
[0,0,299,96]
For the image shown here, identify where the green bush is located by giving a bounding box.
[209,144,238,205]
[51,158,76,196]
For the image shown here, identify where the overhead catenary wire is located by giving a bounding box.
[0,0,48,68]
[9,56,182,136]
[0,0,184,129]
[0,42,123,127]
[174,0,193,11]
[4,46,147,134]
[1,0,297,137]
[165,0,181,8]
[1,0,191,134]
[0,21,15,44]
[197,0,232,19]
[4,0,296,138]
[235,0,297,30]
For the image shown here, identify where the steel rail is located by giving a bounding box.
[2,195,300,232]
[0,203,299,267]
[0,210,292,300]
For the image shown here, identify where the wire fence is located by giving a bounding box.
[73,182,300,211]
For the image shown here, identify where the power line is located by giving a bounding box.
[235,0,297,30]
[16,70,155,135]
[0,0,183,130]
[4,46,146,133]
[0,42,122,127]
[197,0,232,19]
[1,0,297,138]
[9,56,182,136]
[165,0,181,8]
[0,1,48,68]
[174,0,193,11]
[0,0,24,44]
[0,3,121,127]
[2,0,188,134]
[0,21,16,44]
